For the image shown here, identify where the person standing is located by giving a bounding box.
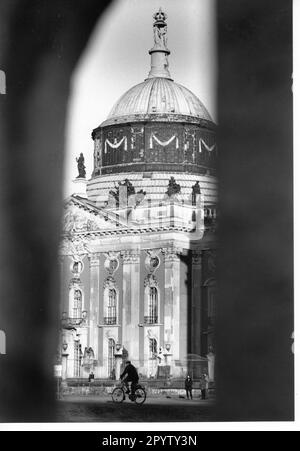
[185,375,193,400]
[200,373,209,400]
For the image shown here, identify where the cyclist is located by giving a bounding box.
[120,360,139,398]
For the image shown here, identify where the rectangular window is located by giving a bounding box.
[149,338,157,360]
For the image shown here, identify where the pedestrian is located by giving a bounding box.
[185,375,193,400]
[200,373,209,400]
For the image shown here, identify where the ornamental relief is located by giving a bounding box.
[121,250,140,264]
[144,274,158,288]
[161,247,181,263]
[104,252,120,275]
[105,329,117,340]
[103,276,116,290]
[147,329,158,341]
[70,259,84,278]
[192,250,202,266]
[62,206,110,234]
[145,250,160,273]
[59,237,91,258]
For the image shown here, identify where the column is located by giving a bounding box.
[122,250,140,364]
[61,352,69,381]
[162,247,181,366]
[89,254,100,365]
[114,345,123,380]
[58,256,64,317]
[192,250,203,357]
[207,351,215,383]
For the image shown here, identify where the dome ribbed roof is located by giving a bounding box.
[101,77,212,127]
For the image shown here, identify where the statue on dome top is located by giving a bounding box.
[154,25,168,48]
[153,8,168,49]
[153,7,167,23]
[76,152,86,179]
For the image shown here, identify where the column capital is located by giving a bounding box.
[192,249,203,265]
[161,247,181,263]
[88,254,100,266]
[121,250,140,264]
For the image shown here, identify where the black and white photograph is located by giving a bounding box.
[0,0,296,432]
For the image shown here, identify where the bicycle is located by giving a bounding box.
[111,380,147,405]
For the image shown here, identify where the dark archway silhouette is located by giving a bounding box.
[0,0,112,422]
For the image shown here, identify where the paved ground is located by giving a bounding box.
[56,395,215,422]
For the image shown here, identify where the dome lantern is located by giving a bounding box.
[147,8,172,80]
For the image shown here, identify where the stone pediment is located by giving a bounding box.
[59,194,205,245]
[62,196,127,234]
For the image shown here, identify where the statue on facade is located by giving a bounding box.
[76,153,86,178]
[120,178,136,197]
[192,181,201,195]
[109,179,136,205]
[166,176,181,197]
[192,181,201,205]
[157,347,165,366]
[109,184,119,204]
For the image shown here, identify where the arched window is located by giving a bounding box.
[73,289,82,319]
[148,287,158,324]
[108,338,115,378]
[149,338,157,360]
[105,289,117,325]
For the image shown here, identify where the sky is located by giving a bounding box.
[64,0,217,196]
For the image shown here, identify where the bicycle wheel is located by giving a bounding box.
[112,387,125,403]
[134,387,146,405]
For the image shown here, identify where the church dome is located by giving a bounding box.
[90,8,216,179]
[101,77,213,127]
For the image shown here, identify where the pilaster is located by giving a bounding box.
[121,250,140,361]
[88,254,100,363]
[192,250,203,356]
[161,247,181,363]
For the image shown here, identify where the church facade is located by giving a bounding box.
[59,9,217,381]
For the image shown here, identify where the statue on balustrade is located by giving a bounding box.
[76,153,86,178]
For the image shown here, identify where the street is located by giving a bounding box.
[56,395,215,422]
